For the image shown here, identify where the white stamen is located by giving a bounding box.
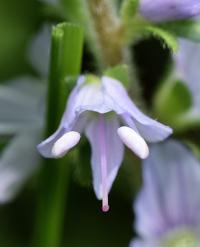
[117,126,149,159]
[52,131,81,158]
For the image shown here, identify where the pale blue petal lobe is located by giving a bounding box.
[37,76,86,158]
[102,76,172,142]
[85,116,124,199]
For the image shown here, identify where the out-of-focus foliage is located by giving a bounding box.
[0,0,40,80]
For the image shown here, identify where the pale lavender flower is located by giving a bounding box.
[130,140,200,247]
[38,76,172,212]
[0,78,45,202]
[139,0,200,22]
[0,25,50,203]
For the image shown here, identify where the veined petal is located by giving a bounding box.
[134,121,172,143]
[139,0,200,22]
[37,76,86,158]
[135,140,200,239]
[102,76,172,142]
[38,75,119,159]
[0,129,41,203]
[58,75,99,129]
[117,126,149,159]
[85,116,124,202]
[65,77,112,117]
[39,75,172,161]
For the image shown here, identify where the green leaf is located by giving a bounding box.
[153,76,196,130]
[162,81,192,116]
[159,20,200,42]
[185,141,200,160]
[145,25,178,52]
[104,64,130,88]
[154,79,192,119]
[120,0,139,23]
[154,76,200,131]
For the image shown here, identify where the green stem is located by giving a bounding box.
[87,0,124,67]
[32,23,83,247]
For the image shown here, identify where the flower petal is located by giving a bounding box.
[57,76,87,129]
[0,129,41,203]
[68,78,112,115]
[38,75,121,159]
[134,121,172,143]
[135,140,200,238]
[37,77,87,158]
[85,116,124,199]
[139,0,200,22]
[102,76,172,142]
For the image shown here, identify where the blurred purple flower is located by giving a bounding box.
[130,140,200,247]
[0,78,45,202]
[0,25,50,203]
[38,75,172,212]
[139,0,200,22]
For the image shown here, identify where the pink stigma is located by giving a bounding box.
[99,115,110,213]
[102,205,110,213]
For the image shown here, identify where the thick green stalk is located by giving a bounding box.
[32,23,83,247]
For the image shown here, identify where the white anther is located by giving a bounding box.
[52,131,81,158]
[117,126,149,159]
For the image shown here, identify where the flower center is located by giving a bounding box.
[161,229,199,247]
[99,115,109,212]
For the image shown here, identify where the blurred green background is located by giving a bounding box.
[0,0,41,80]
